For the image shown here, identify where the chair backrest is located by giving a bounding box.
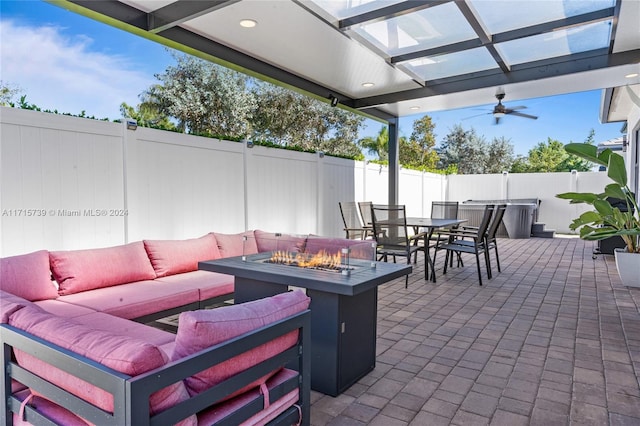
[370,204,411,248]
[476,204,496,238]
[431,201,459,219]
[358,201,373,227]
[339,201,365,239]
[486,204,507,240]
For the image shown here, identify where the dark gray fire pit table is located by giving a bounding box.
[199,253,412,396]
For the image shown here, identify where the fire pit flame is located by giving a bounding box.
[267,249,351,272]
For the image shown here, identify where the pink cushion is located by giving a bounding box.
[153,270,234,301]
[144,234,220,278]
[12,390,89,426]
[0,250,58,301]
[9,306,194,424]
[197,369,300,425]
[254,230,306,253]
[304,236,376,260]
[171,290,310,399]
[50,242,156,295]
[0,290,35,323]
[214,231,258,258]
[55,279,198,320]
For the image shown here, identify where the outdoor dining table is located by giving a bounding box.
[406,217,467,282]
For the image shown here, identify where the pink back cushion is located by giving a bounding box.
[9,306,195,424]
[144,234,221,277]
[50,242,157,295]
[213,231,258,258]
[0,250,58,301]
[171,290,310,399]
[254,230,306,253]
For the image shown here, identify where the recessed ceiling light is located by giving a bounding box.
[362,82,375,87]
[240,19,257,28]
[625,73,639,79]
[410,106,420,110]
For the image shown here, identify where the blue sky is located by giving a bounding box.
[0,1,625,156]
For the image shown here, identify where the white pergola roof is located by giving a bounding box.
[57,0,640,122]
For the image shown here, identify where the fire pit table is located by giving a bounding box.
[199,252,411,396]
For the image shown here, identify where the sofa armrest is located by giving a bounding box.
[1,309,311,426]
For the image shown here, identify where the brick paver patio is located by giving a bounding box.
[309,237,640,425]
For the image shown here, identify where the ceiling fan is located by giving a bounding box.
[469,89,539,124]
[491,89,538,124]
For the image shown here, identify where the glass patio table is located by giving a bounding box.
[406,217,467,282]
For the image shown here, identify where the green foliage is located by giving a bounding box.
[358,126,389,162]
[0,81,20,106]
[556,143,639,253]
[144,53,256,137]
[437,124,512,174]
[120,102,176,131]
[510,131,595,173]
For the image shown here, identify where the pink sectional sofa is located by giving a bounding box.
[0,229,371,425]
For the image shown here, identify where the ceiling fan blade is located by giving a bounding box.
[463,112,492,120]
[508,105,527,111]
[508,111,538,120]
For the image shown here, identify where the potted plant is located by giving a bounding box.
[556,143,640,287]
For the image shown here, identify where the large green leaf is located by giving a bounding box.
[607,152,627,186]
[603,183,627,200]
[556,192,599,204]
[564,143,605,165]
[593,199,614,216]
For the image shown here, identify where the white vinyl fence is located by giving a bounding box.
[1,108,610,256]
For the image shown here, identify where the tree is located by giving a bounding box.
[512,132,594,173]
[144,53,256,137]
[485,136,515,173]
[358,126,389,162]
[403,115,439,169]
[120,101,176,131]
[0,81,20,106]
[437,124,488,174]
[251,82,364,156]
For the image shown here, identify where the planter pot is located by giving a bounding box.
[614,248,640,288]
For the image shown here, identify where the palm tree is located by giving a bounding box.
[358,126,389,162]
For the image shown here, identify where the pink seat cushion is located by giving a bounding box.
[144,234,220,277]
[154,270,234,301]
[55,279,199,320]
[0,290,36,323]
[50,242,157,295]
[197,369,300,425]
[171,290,310,399]
[0,250,58,301]
[12,389,89,426]
[9,306,195,425]
[254,230,307,253]
[214,231,258,258]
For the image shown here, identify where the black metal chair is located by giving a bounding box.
[447,203,507,276]
[435,204,495,286]
[370,204,426,288]
[339,201,371,239]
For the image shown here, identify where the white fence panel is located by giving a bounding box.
[1,109,125,256]
[125,128,245,242]
[0,108,622,256]
[447,173,504,202]
[245,146,318,235]
[399,168,425,216]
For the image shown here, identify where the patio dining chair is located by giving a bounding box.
[446,203,507,276]
[358,201,373,228]
[434,204,495,286]
[370,204,427,288]
[339,201,371,239]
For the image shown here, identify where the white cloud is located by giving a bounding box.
[0,19,156,119]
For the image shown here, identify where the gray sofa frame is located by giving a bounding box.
[1,309,310,426]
